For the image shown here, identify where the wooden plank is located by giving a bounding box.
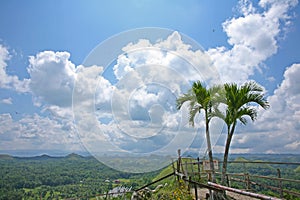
[135,172,174,192]
[250,174,300,183]
[208,182,282,200]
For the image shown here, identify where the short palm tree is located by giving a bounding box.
[218,81,269,185]
[177,81,221,183]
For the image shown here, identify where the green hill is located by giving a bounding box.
[0,154,13,160]
[294,166,300,173]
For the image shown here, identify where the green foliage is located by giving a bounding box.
[153,161,175,182]
[152,179,193,200]
[1,153,299,199]
[294,166,300,173]
[176,81,222,126]
[0,154,158,199]
[221,82,269,123]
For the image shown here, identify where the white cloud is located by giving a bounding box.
[155,31,192,52]
[0,113,81,152]
[224,13,278,58]
[261,63,300,125]
[207,0,297,83]
[104,31,220,146]
[74,65,104,107]
[73,31,219,157]
[28,51,76,107]
[0,0,298,157]
[285,140,300,150]
[230,63,300,153]
[113,54,134,80]
[162,111,180,128]
[130,86,159,108]
[95,76,115,108]
[1,97,12,104]
[267,76,276,82]
[1,49,107,155]
[0,45,29,92]
[115,31,218,86]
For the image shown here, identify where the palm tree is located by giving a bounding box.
[176,81,221,183]
[218,81,269,185]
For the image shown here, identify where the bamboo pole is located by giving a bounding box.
[135,172,174,192]
[197,157,201,181]
[207,182,282,200]
[277,169,283,198]
[250,174,300,183]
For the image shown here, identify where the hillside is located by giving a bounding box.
[0,153,299,199]
[0,153,158,199]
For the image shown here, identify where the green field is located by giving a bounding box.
[0,153,299,199]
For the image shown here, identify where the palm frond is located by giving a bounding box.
[237,107,257,125]
[223,81,269,124]
[176,89,195,110]
[189,104,201,126]
[209,106,225,121]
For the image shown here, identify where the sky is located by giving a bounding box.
[0,0,300,162]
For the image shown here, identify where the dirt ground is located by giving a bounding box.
[192,188,261,200]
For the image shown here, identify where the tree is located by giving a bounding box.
[218,81,269,185]
[177,81,222,183]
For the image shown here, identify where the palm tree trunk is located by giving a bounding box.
[221,122,236,186]
[205,112,215,183]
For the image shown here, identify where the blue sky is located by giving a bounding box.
[0,0,300,161]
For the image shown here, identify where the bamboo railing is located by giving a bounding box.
[176,154,300,199]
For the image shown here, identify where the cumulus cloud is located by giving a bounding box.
[0,50,109,154]
[205,0,299,155]
[1,0,298,157]
[1,97,13,104]
[72,30,221,158]
[205,0,299,152]
[231,63,300,153]
[28,51,76,107]
[0,45,29,92]
[260,63,300,130]
[0,113,81,152]
[106,31,220,147]
[207,0,297,83]
[115,31,219,85]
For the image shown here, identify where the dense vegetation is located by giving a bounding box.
[0,153,299,200]
[0,153,157,200]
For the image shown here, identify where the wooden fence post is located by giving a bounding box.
[193,180,198,200]
[191,160,194,179]
[184,160,188,177]
[277,168,283,198]
[197,157,201,181]
[227,174,231,187]
[184,160,189,187]
[177,149,181,171]
[177,149,182,181]
[245,173,250,191]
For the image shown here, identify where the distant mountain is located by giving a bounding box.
[0,154,13,160]
[36,154,54,159]
[66,153,85,160]
[13,154,57,160]
[3,153,87,161]
[1,152,300,164]
[0,149,91,157]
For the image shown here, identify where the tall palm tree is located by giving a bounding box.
[177,81,221,183]
[218,81,269,185]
